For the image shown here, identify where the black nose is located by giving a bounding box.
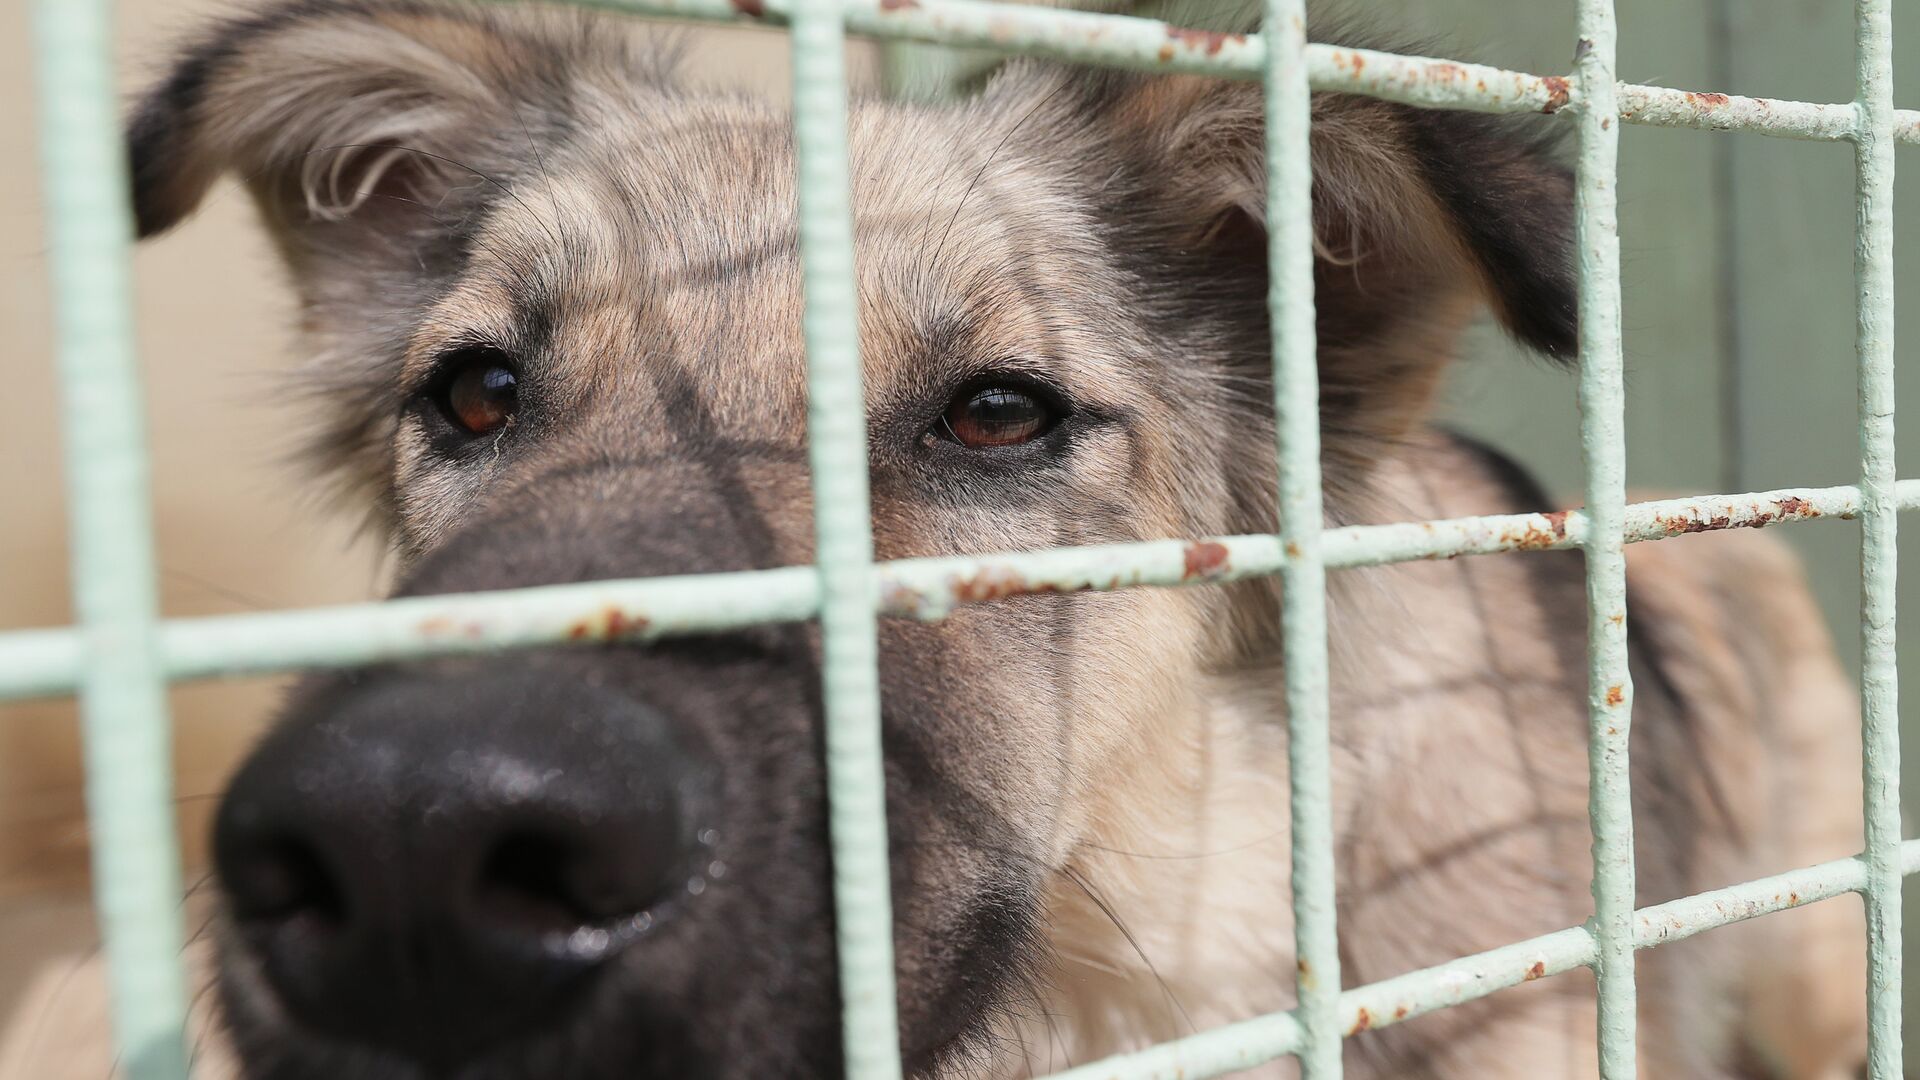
[214,667,713,1066]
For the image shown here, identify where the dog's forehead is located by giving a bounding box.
[436,94,1150,427]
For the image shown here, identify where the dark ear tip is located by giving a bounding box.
[1514,303,1579,365]
[126,80,205,239]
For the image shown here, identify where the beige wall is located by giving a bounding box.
[0,2,875,1068]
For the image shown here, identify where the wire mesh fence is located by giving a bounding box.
[7,0,1917,1077]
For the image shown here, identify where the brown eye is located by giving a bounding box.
[437,349,519,436]
[941,385,1057,449]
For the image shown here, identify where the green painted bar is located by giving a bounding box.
[1263,2,1340,1077]
[1040,842,1920,1080]
[788,1,904,1075]
[1571,1,1637,1076]
[503,0,1920,143]
[29,1,190,1077]
[9,482,1920,703]
[1853,0,1901,1074]
[18,2,1908,1076]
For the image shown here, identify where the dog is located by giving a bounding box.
[101,1,1871,1076]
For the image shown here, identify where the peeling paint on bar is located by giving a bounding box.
[1617,83,1859,141]
[1264,1,1343,1076]
[7,483,1920,702]
[508,0,1920,147]
[1571,0,1638,1071]
[1041,842,1920,1080]
[1326,485,1851,566]
[1852,0,1902,1073]
[549,0,1270,75]
[1307,45,1570,114]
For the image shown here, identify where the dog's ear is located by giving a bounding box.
[1024,59,1576,457]
[127,1,641,257]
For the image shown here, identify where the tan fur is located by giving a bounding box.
[27,2,1867,1076]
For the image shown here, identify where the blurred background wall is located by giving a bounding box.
[1,0,1915,1074]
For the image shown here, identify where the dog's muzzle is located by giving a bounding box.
[215,666,715,1068]
[208,458,847,1077]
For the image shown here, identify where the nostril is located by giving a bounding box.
[225,836,346,927]
[477,831,595,933]
[475,829,672,935]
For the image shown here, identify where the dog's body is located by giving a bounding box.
[30,2,1863,1076]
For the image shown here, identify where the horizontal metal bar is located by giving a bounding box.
[530,0,1920,144]
[1618,83,1860,141]
[1041,842,1920,1080]
[0,483,1909,700]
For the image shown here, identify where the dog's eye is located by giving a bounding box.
[435,349,519,436]
[939,385,1058,449]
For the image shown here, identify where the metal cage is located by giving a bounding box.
[8,0,1919,1077]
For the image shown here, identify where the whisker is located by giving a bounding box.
[920,77,1077,294]
[509,98,566,238]
[1059,863,1196,1037]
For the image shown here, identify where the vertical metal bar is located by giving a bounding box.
[1706,0,1744,493]
[1264,2,1340,1076]
[1571,2,1637,1077]
[30,2,190,1078]
[789,1,904,1076]
[1853,0,1901,1074]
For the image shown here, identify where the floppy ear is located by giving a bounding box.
[126,0,659,522]
[1028,55,1576,466]
[127,1,647,273]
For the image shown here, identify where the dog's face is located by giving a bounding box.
[131,4,1574,1076]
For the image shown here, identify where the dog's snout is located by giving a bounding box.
[215,668,713,1066]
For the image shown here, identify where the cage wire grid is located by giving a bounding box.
[11,0,1920,1077]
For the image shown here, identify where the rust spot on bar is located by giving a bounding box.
[1393,1005,1408,1020]
[879,0,920,8]
[880,581,925,618]
[1657,496,1823,538]
[1541,76,1572,113]
[1606,685,1624,707]
[1601,116,1612,130]
[1182,541,1230,580]
[1685,91,1732,108]
[729,0,766,16]
[1157,43,1175,63]
[568,606,651,642]
[1506,510,1571,551]
[1165,26,1244,56]
[1525,961,1547,981]
[948,567,1072,605]
[1789,892,1800,905]
[1349,1007,1373,1034]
